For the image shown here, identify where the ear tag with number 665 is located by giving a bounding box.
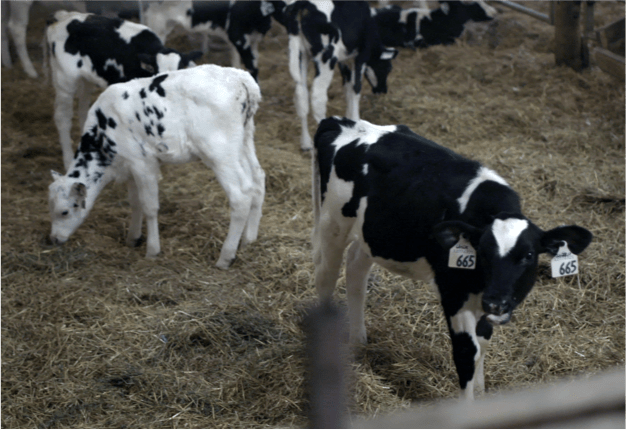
[551,242,579,278]
[448,235,477,270]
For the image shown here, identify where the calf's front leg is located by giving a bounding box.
[444,293,490,401]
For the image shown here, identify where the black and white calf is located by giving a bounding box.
[285,0,398,151]
[372,0,496,49]
[311,117,592,399]
[48,65,265,270]
[45,10,202,170]
[144,0,287,82]
[1,1,147,78]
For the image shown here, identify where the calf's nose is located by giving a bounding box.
[482,298,508,316]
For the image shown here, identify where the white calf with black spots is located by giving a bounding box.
[312,117,593,400]
[48,65,265,270]
[45,10,202,171]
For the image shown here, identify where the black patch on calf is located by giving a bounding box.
[78,127,117,168]
[96,109,108,130]
[148,74,168,97]
[51,42,56,56]
[69,170,80,178]
[144,125,154,136]
[322,45,334,64]
[191,1,229,29]
[157,124,165,137]
[135,112,141,122]
[63,15,168,85]
[476,316,493,340]
[139,89,147,99]
[122,91,129,100]
[313,61,320,77]
[314,117,356,200]
[334,140,369,217]
[108,117,116,129]
[77,59,83,68]
[450,331,477,389]
[153,106,163,119]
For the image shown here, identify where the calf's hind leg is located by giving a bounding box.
[312,217,351,303]
[204,156,255,270]
[345,241,373,344]
[130,165,161,258]
[125,177,144,247]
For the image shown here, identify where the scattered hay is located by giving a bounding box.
[2,1,624,428]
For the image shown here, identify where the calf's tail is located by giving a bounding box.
[42,21,50,85]
[311,148,321,229]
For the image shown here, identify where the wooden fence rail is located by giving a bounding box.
[352,368,625,429]
[495,0,552,24]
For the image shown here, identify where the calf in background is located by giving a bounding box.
[311,117,592,399]
[285,0,398,151]
[144,0,288,82]
[48,65,265,270]
[45,10,202,170]
[372,0,496,49]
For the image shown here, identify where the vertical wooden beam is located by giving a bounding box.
[303,301,348,429]
[554,1,589,71]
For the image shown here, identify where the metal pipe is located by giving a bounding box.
[495,1,552,24]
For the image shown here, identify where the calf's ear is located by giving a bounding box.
[138,54,156,74]
[432,220,481,249]
[540,225,593,255]
[51,170,62,181]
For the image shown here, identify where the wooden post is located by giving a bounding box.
[554,1,589,71]
[303,301,348,429]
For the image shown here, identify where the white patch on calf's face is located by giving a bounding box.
[492,218,529,257]
[486,312,510,325]
[156,52,182,72]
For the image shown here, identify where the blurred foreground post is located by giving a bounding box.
[303,300,348,429]
[554,1,590,71]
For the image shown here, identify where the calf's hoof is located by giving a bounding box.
[215,256,235,270]
[145,247,160,259]
[126,236,144,248]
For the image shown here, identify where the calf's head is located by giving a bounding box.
[434,214,592,324]
[138,49,203,75]
[48,171,89,245]
[364,47,399,94]
[441,1,497,23]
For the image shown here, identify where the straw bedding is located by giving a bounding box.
[2,1,624,428]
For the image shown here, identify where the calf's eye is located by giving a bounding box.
[61,210,69,216]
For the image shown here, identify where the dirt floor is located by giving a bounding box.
[2,1,624,428]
